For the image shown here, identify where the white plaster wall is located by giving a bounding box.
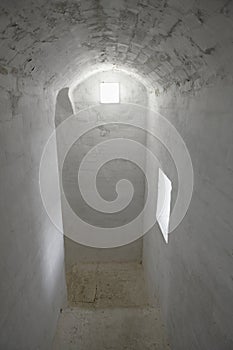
[0,75,66,350]
[143,80,233,349]
[56,71,149,267]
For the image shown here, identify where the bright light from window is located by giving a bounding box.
[156,168,172,244]
[100,82,120,103]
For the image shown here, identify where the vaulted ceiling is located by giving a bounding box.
[1,0,233,92]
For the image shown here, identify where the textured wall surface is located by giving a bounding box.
[0,75,66,350]
[143,79,233,350]
[1,0,233,90]
[56,71,148,266]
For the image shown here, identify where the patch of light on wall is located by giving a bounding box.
[156,168,172,244]
[100,82,120,103]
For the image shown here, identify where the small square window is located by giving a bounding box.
[100,82,120,104]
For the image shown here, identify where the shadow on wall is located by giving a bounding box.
[54,70,151,270]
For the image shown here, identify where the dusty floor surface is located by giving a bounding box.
[52,262,170,350]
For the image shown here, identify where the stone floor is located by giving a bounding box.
[52,262,170,350]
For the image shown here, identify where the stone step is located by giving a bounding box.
[66,262,149,308]
[52,306,170,350]
[53,262,170,349]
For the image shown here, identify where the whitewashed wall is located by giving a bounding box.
[56,71,149,268]
[0,74,66,350]
[143,80,233,350]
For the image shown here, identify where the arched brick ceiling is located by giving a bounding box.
[1,0,233,92]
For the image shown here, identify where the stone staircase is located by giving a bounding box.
[52,262,170,350]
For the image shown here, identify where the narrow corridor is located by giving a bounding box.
[1,1,233,349]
